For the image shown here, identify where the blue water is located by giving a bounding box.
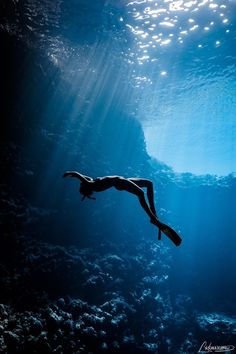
[1,0,236,352]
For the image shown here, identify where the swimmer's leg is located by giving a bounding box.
[128,178,157,217]
[116,178,160,227]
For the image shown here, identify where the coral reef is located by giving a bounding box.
[0,234,235,353]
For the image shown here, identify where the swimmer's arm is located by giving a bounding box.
[62,171,93,182]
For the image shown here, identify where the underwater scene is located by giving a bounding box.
[1,0,236,353]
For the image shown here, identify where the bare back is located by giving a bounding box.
[92,176,143,196]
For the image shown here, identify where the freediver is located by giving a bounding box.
[62,171,182,246]
[63,171,159,225]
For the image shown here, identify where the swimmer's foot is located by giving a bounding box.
[150,218,162,240]
[150,217,161,227]
[150,218,156,226]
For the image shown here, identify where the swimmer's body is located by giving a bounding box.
[63,171,159,227]
[63,171,182,246]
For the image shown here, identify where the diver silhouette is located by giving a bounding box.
[63,171,182,246]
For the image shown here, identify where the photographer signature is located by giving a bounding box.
[199,341,235,353]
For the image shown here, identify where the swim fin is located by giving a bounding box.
[157,221,182,247]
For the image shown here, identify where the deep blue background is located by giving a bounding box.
[1,1,236,352]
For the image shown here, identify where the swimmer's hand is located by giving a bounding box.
[62,171,93,182]
[63,171,83,178]
[63,171,74,178]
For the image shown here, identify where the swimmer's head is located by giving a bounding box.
[80,182,96,201]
